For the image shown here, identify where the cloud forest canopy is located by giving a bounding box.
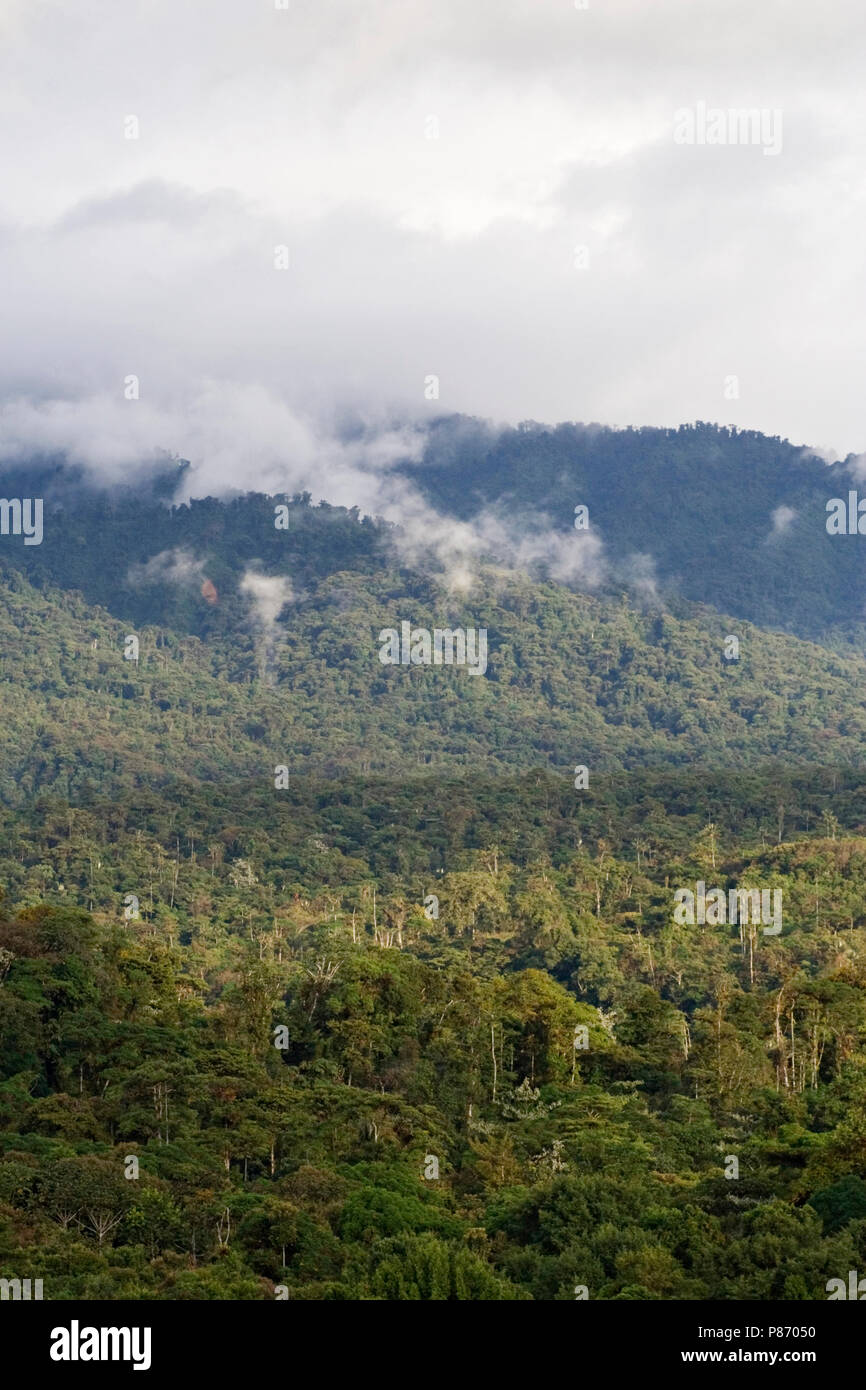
[1,428,866,1305]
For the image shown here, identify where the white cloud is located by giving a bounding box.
[240,570,294,632]
[0,0,864,489]
[770,504,798,536]
[128,548,206,586]
[240,568,294,680]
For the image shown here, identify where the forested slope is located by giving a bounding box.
[1,448,865,1301]
[1,551,866,805]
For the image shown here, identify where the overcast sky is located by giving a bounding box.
[1,0,865,502]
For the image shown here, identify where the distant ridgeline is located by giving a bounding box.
[398,418,866,647]
[2,421,866,648]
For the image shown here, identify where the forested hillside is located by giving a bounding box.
[2,779,866,1300]
[2,514,866,805]
[6,421,866,650]
[403,419,866,646]
[1,441,865,1301]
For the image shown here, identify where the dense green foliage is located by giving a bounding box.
[1,443,865,1300]
[406,418,866,646]
[3,504,866,805]
[2,776,866,1300]
[8,419,866,650]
